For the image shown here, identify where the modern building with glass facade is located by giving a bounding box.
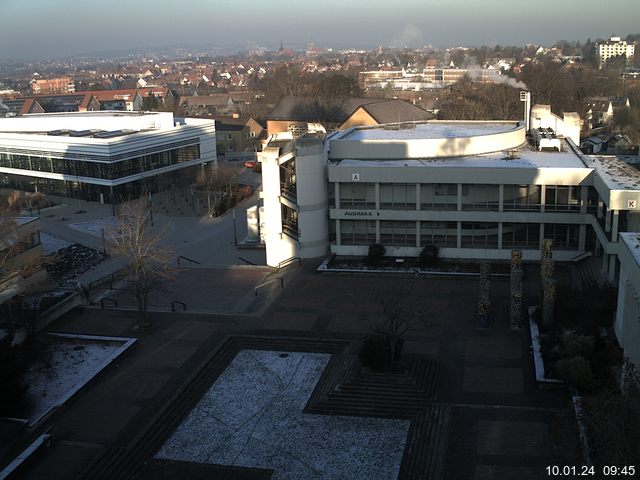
[259,114,640,285]
[0,111,216,203]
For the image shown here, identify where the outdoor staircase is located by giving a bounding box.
[306,356,441,419]
[397,404,450,480]
[572,256,604,288]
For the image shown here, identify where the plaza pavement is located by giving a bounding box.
[14,261,571,480]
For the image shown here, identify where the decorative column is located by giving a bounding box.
[540,239,555,327]
[510,249,523,330]
[477,262,492,329]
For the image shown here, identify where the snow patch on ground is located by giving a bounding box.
[68,217,121,239]
[25,340,123,421]
[156,350,410,480]
[40,232,71,255]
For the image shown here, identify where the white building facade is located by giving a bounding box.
[597,36,635,69]
[0,111,216,203]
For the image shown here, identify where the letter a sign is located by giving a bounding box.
[352,173,360,182]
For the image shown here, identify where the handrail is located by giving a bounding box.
[276,256,301,273]
[177,255,201,265]
[569,251,593,263]
[88,266,129,291]
[238,257,256,265]
[171,301,187,312]
[100,297,118,309]
[255,277,284,296]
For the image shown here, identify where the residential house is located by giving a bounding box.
[214,115,264,159]
[78,89,144,111]
[0,98,45,117]
[32,93,101,113]
[30,77,75,95]
[267,96,434,137]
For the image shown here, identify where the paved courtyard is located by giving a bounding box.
[12,261,570,480]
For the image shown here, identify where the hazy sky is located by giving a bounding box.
[1,0,639,59]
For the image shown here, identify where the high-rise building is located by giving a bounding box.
[597,36,635,69]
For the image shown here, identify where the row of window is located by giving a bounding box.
[0,145,200,180]
[338,220,580,250]
[335,183,595,212]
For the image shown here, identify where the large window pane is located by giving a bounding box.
[503,185,541,211]
[461,222,499,248]
[544,223,579,250]
[341,220,376,245]
[502,223,540,249]
[380,183,416,210]
[420,183,457,210]
[380,221,416,245]
[339,183,376,209]
[461,184,500,211]
[420,221,457,247]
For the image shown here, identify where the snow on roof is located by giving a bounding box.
[340,122,518,141]
[335,149,587,169]
[585,155,640,191]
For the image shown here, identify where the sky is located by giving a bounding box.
[1,0,639,59]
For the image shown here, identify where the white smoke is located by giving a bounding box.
[460,62,527,89]
[390,24,423,49]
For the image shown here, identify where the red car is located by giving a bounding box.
[244,160,257,168]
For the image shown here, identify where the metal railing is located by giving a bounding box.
[237,257,256,265]
[569,251,593,263]
[254,277,284,296]
[100,297,118,309]
[171,301,187,312]
[276,256,301,273]
[177,255,201,265]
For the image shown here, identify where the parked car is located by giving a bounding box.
[244,160,257,168]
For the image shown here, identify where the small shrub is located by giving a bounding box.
[359,334,390,372]
[556,355,594,391]
[367,243,385,267]
[419,244,439,268]
[561,334,595,359]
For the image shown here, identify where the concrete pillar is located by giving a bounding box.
[457,221,462,248]
[457,184,462,211]
[580,186,588,214]
[609,255,617,283]
[540,185,546,213]
[335,182,340,209]
[612,210,619,241]
[539,223,545,256]
[415,183,420,211]
[375,183,380,210]
[579,224,587,251]
[335,219,341,246]
[602,252,609,274]
[498,223,503,250]
[415,221,420,248]
[499,184,504,212]
[375,219,380,243]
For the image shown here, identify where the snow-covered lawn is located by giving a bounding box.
[25,335,135,424]
[40,232,71,255]
[156,350,410,480]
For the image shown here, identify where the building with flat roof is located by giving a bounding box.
[258,111,640,285]
[0,111,216,203]
[597,36,635,69]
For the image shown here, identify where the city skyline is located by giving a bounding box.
[1,0,639,60]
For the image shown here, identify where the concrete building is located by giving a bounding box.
[214,116,264,159]
[30,77,75,95]
[597,36,635,69]
[0,111,216,203]
[615,233,640,370]
[259,107,640,279]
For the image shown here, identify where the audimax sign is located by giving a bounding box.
[343,211,379,217]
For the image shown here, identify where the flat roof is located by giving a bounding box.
[21,111,162,118]
[585,155,640,190]
[334,148,587,169]
[339,122,519,141]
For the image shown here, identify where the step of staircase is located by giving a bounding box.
[397,404,451,480]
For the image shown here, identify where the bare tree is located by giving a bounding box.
[369,279,434,367]
[108,196,175,328]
